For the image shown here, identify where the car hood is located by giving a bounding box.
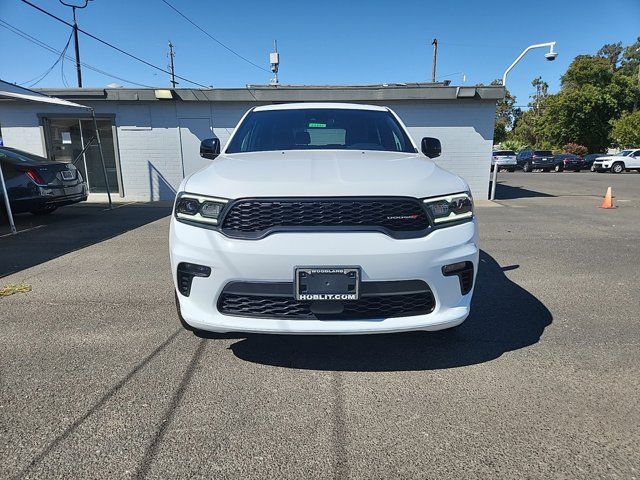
[595,155,623,161]
[184,150,469,198]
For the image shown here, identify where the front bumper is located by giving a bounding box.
[169,219,479,334]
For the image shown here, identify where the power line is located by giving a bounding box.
[159,0,269,73]
[19,0,210,88]
[23,30,73,87]
[0,20,154,88]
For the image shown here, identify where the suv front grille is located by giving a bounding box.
[217,280,436,320]
[219,197,430,239]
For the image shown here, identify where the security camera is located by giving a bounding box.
[545,52,558,61]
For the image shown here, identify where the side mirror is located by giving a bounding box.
[421,137,441,159]
[200,138,220,160]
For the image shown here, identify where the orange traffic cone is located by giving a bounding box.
[600,187,615,209]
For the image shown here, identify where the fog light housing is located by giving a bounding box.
[177,262,211,297]
[442,261,474,295]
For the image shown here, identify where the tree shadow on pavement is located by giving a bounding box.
[225,250,552,371]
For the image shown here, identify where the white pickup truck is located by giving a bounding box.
[169,103,478,335]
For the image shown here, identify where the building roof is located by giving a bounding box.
[35,83,505,103]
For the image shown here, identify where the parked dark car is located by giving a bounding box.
[553,153,584,172]
[584,153,605,171]
[0,146,87,216]
[516,150,555,172]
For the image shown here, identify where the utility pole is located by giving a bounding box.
[168,41,177,88]
[269,40,280,85]
[59,0,91,88]
[431,38,438,83]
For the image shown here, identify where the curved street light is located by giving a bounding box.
[491,42,558,201]
[502,42,557,86]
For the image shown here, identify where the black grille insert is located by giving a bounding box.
[219,197,430,239]
[217,280,436,320]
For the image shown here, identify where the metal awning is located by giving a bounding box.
[0,85,92,109]
[0,79,112,235]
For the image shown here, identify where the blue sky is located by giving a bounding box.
[1,0,639,108]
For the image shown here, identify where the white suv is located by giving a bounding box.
[592,149,640,173]
[169,103,478,334]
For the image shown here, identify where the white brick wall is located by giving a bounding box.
[115,103,187,200]
[380,100,495,199]
[0,98,495,201]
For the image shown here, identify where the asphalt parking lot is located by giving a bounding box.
[1,172,639,479]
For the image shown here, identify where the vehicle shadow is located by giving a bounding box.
[494,182,555,199]
[0,202,171,278]
[224,250,552,371]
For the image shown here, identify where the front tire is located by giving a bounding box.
[611,162,624,174]
[523,163,531,172]
[554,164,563,172]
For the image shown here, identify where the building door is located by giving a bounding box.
[179,118,213,176]
[44,117,120,194]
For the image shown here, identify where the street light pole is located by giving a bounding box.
[491,42,558,201]
[502,42,557,87]
[60,0,91,88]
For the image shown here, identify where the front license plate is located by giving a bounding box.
[295,267,360,301]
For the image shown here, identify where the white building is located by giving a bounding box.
[0,83,504,200]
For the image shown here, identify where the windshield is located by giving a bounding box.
[619,150,632,156]
[493,151,515,156]
[226,108,417,154]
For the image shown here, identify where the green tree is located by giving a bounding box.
[609,71,640,112]
[561,55,612,88]
[499,139,529,152]
[619,37,640,79]
[512,39,639,152]
[597,42,623,72]
[538,84,617,152]
[510,77,549,147]
[490,79,517,144]
[510,108,541,147]
[610,110,640,147]
[530,76,549,114]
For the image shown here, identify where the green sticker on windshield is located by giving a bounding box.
[308,122,326,128]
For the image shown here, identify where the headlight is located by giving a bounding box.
[423,192,474,225]
[174,192,229,226]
